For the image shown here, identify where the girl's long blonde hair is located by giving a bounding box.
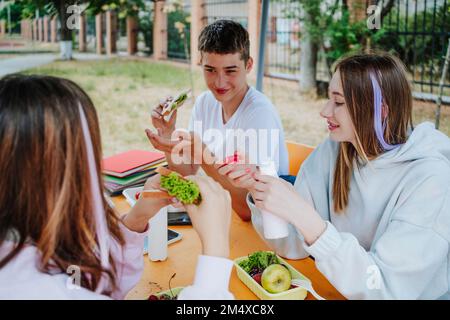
[333,52,413,212]
[0,74,124,294]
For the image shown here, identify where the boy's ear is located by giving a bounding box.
[246,57,254,73]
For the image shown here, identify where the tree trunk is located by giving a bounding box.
[299,36,318,94]
[299,11,318,94]
[58,1,73,60]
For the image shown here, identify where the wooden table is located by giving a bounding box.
[112,196,345,300]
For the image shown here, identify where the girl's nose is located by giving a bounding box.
[320,100,334,118]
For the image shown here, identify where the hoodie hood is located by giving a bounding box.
[372,122,450,168]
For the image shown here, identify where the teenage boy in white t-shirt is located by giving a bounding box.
[147,20,289,221]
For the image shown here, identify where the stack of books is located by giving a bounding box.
[102,150,167,196]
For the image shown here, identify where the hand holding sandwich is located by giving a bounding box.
[151,90,190,139]
[125,167,232,257]
[184,175,232,258]
[122,174,181,233]
[151,96,177,138]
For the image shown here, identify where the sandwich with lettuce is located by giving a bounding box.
[161,89,191,117]
[139,167,202,205]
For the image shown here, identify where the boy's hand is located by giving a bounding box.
[184,175,232,258]
[146,128,181,154]
[151,96,177,138]
[146,129,214,166]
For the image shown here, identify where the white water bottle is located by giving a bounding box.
[148,206,168,261]
[259,161,289,239]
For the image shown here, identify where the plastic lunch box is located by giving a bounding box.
[234,252,309,300]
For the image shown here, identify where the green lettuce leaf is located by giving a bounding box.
[160,172,201,205]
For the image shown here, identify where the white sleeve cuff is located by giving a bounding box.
[303,221,342,260]
[192,255,233,291]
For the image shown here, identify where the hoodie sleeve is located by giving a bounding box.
[108,218,147,300]
[178,255,234,300]
[110,218,235,300]
[0,217,146,300]
[303,177,450,300]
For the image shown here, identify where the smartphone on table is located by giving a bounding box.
[143,229,182,254]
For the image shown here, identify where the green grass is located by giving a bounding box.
[27,58,198,89]
[25,58,206,157]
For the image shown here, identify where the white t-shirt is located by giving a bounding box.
[188,87,289,175]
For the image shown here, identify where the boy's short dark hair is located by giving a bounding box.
[198,20,250,63]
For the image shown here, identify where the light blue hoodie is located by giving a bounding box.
[248,122,450,299]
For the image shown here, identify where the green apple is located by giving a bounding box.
[261,264,292,294]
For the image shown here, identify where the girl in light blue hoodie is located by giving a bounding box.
[221,52,450,299]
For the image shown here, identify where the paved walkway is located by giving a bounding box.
[0,52,111,77]
[0,53,57,77]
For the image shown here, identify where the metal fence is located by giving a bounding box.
[264,0,301,80]
[165,0,449,101]
[167,0,192,60]
[263,0,449,100]
[203,0,248,28]
[378,0,450,100]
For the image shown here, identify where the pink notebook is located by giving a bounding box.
[102,150,165,177]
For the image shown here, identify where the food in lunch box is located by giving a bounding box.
[239,251,293,294]
[260,263,292,294]
[252,272,263,285]
[161,89,191,116]
[239,251,279,275]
